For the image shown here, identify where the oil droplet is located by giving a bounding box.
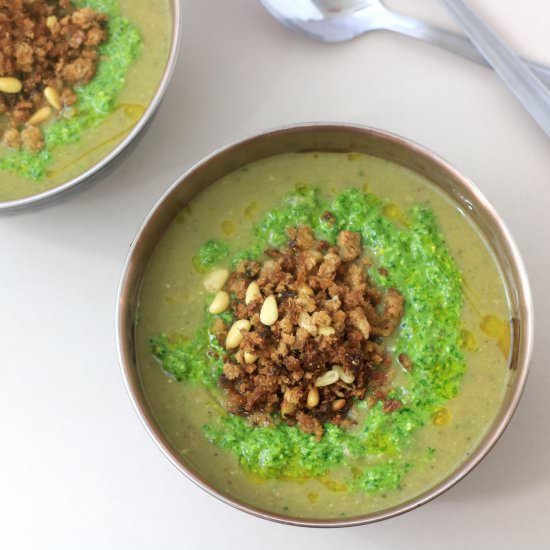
[347,152,361,161]
[166,331,188,345]
[432,407,451,426]
[244,471,268,485]
[319,478,348,492]
[294,181,308,193]
[244,201,258,219]
[307,492,320,504]
[461,329,478,352]
[45,105,145,178]
[382,203,409,227]
[280,475,308,484]
[221,220,235,236]
[122,103,146,121]
[192,255,206,273]
[175,212,187,225]
[480,315,510,358]
[46,119,136,177]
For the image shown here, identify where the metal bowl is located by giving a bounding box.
[0,0,182,214]
[117,123,533,527]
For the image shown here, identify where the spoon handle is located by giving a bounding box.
[442,0,550,138]
[382,12,550,87]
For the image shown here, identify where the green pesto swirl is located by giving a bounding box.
[151,186,465,493]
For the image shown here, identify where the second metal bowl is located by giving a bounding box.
[0,0,182,214]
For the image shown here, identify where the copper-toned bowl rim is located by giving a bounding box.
[116,123,533,527]
[0,0,182,213]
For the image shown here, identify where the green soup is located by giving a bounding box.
[135,152,511,519]
[0,0,172,203]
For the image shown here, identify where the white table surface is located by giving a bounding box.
[2,0,549,547]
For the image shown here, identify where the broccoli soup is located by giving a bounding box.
[0,0,172,202]
[135,152,511,519]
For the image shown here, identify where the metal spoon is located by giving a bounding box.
[259,0,550,86]
[443,0,550,138]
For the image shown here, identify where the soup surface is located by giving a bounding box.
[0,0,172,202]
[135,152,511,519]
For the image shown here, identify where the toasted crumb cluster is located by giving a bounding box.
[212,224,405,438]
[0,0,108,152]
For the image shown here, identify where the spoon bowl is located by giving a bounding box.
[260,0,550,84]
[260,0,396,43]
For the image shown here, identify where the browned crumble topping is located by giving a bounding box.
[20,124,43,153]
[0,0,108,151]
[213,225,405,439]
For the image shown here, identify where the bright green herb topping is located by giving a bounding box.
[193,239,230,273]
[0,0,142,180]
[151,308,230,388]
[152,187,465,493]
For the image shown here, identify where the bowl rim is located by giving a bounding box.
[116,122,534,527]
[0,0,182,213]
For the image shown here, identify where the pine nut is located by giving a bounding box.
[44,86,62,110]
[225,319,251,349]
[244,351,257,364]
[307,387,319,408]
[332,399,346,411]
[27,106,52,126]
[315,369,339,387]
[203,268,229,293]
[333,365,355,384]
[260,295,278,326]
[208,291,229,314]
[318,326,335,337]
[0,77,23,94]
[245,281,261,305]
